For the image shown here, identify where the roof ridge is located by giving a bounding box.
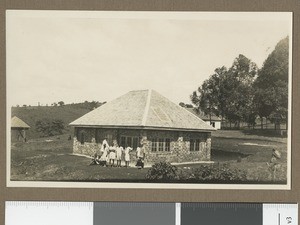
[141,89,152,126]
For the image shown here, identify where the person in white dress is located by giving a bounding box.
[136,146,145,169]
[109,145,116,167]
[124,147,133,167]
[99,143,108,166]
[116,146,123,167]
[100,139,109,152]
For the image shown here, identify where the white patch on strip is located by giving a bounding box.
[263,204,298,225]
[141,89,152,126]
[5,201,94,225]
[176,203,181,225]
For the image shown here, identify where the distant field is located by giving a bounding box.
[10,131,288,184]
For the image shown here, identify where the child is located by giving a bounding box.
[116,146,123,167]
[124,147,133,167]
[109,146,116,167]
[135,158,144,169]
[136,146,145,169]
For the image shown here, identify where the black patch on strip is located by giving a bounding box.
[181,203,263,225]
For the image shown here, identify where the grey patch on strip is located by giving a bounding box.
[181,203,263,225]
[94,202,176,225]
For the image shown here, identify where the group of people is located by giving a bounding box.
[90,139,145,168]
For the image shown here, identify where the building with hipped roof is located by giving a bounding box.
[11,116,30,142]
[69,90,216,165]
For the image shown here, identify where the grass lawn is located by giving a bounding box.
[10,131,288,184]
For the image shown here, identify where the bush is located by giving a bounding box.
[145,162,248,183]
[179,164,247,182]
[145,162,179,181]
[35,118,65,137]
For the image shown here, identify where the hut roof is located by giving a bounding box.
[70,90,216,132]
[184,108,222,122]
[11,116,30,128]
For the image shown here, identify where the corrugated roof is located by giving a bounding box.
[11,116,30,128]
[70,90,216,131]
[184,108,222,121]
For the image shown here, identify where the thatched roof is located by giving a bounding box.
[70,90,215,132]
[11,116,30,129]
[184,108,222,122]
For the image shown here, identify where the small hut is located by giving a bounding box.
[70,90,216,165]
[11,116,30,142]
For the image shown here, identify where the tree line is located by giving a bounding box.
[191,37,289,129]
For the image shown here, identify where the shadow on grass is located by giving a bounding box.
[211,149,251,162]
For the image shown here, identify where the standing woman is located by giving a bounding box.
[101,139,109,151]
[124,147,133,167]
[99,143,108,167]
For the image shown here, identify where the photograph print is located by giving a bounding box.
[6,11,292,189]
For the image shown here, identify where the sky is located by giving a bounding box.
[6,11,292,107]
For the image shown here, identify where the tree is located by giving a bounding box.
[253,37,289,129]
[58,101,65,106]
[224,54,257,128]
[191,55,257,128]
[35,119,65,137]
[191,66,228,123]
[179,102,186,107]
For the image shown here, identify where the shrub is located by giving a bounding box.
[35,118,65,137]
[145,162,179,181]
[179,164,247,182]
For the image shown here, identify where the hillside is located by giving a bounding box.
[11,102,105,140]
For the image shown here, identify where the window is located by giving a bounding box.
[133,137,139,149]
[120,136,126,147]
[151,138,171,152]
[210,122,215,127]
[152,138,158,151]
[190,139,200,151]
[158,138,164,151]
[120,136,140,149]
[80,132,85,144]
[165,138,170,151]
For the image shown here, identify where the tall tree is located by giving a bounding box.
[192,55,257,128]
[253,36,289,129]
[191,66,228,123]
[224,54,257,127]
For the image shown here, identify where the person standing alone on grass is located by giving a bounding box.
[267,148,281,181]
[124,146,133,167]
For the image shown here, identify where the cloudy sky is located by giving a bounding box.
[6,11,292,107]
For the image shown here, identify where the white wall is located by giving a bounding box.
[205,121,221,130]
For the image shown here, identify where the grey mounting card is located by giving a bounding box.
[6,10,292,189]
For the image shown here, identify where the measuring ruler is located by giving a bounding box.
[5,202,298,225]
